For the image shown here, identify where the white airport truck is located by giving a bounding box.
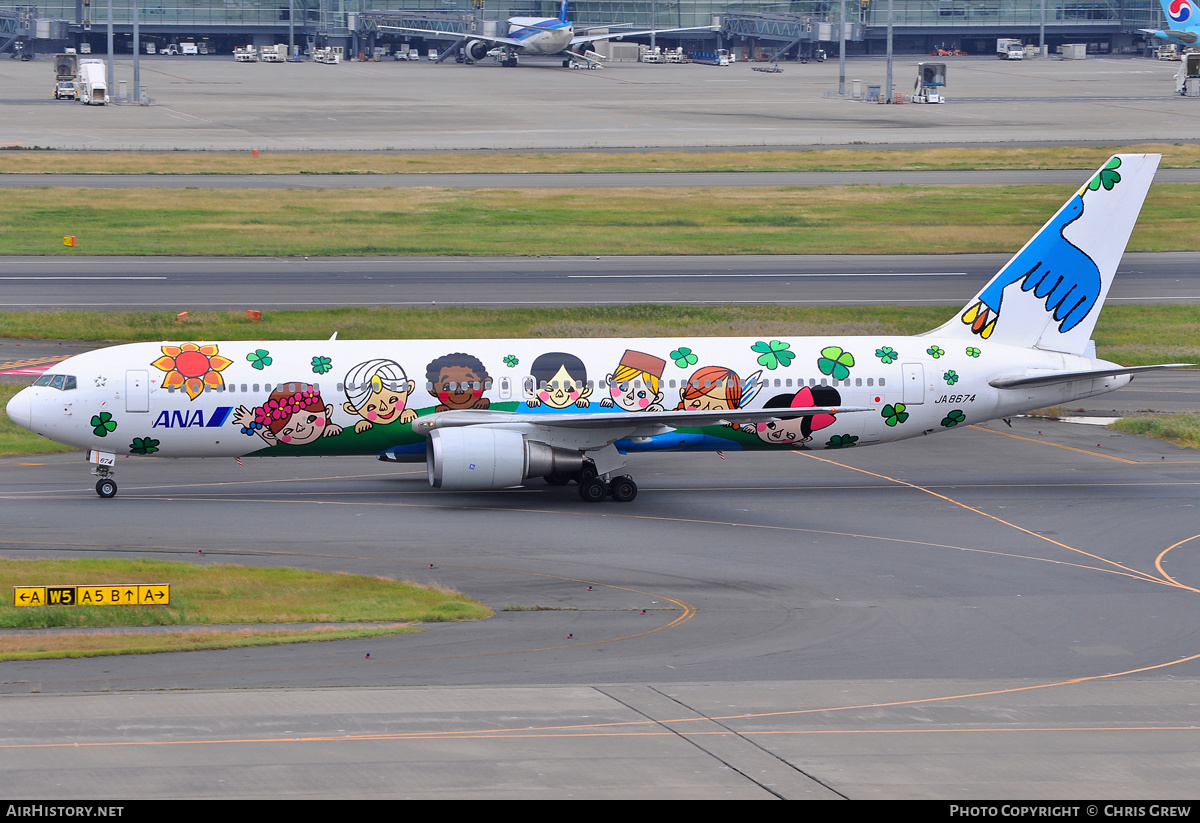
[78,58,107,105]
[997,38,1024,59]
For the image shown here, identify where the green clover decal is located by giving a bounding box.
[129,437,160,455]
[503,354,519,368]
[817,346,855,381]
[1087,156,1121,192]
[247,349,272,370]
[310,356,332,375]
[825,434,859,449]
[944,370,959,386]
[90,412,117,437]
[966,347,981,358]
[882,403,909,427]
[941,409,967,428]
[752,340,795,370]
[927,346,945,359]
[875,346,898,365]
[671,347,699,368]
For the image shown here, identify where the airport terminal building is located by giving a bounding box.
[0,0,1166,59]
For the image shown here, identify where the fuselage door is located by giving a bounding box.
[126,370,150,413]
[901,362,925,405]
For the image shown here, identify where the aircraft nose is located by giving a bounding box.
[5,387,32,430]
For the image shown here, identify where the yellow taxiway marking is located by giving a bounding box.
[972,424,1200,463]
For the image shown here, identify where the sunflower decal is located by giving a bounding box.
[152,343,233,401]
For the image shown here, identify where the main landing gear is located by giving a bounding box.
[545,463,639,503]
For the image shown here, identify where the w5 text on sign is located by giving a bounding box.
[13,585,171,607]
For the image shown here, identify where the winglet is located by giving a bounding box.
[928,154,1160,355]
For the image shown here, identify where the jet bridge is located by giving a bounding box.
[2,6,68,58]
[722,11,862,61]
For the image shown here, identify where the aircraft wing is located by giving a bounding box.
[569,25,715,47]
[377,25,526,48]
[417,405,871,433]
[988,364,1193,389]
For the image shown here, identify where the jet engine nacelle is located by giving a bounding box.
[426,427,584,490]
[466,40,491,61]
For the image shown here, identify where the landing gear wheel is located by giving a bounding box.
[578,476,608,503]
[576,463,598,485]
[545,472,572,486]
[95,478,117,499]
[609,475,638,502]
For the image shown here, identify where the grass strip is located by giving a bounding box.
[2,183,1197,257]
[1109,414,1200,450]
[1,304,1195,365]
[4,144,1200,175]
[0,557,491,629]
[2,626,418,661]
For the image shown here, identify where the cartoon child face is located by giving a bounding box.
[753,387,840,446]
[436,364,485,410]
[278,404,334,444]
[608,378,659,411]
[755,418,808,445]
[345,383,412,424]
[683,384,734,412]
[538,365,591,409]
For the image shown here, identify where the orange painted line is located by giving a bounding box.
[970,425,1140,463]
[1155,534,1200,592]
[972,424,1200,464]
[5,724,1200,750]
[799,451,1172,588]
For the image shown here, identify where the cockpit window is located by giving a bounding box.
[33,374,76,390]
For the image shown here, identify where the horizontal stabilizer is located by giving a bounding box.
[988,364,1193,390]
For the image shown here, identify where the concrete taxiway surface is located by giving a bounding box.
[2,55,1197,151]
[3,252,1200,310]
[2,419,1199,797]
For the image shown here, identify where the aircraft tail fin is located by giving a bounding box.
[1160,0,1197,27]
[928,153,1159,356]
[560,0,569,22]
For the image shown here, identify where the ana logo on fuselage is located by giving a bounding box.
[152,407,233,429]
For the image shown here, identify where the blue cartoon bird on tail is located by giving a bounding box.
[961,157,1121,339]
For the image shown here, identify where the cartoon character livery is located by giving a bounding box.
[525,352,593,410]
[7,155,1189,503]
[233,384,343,447]
[426,353,491,412]
[342,359,417,433]
[749,386,841,446]
[600,350,666,413]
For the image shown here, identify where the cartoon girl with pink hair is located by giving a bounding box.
[233,384,343,447]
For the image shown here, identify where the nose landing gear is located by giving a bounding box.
[88,449,118,499]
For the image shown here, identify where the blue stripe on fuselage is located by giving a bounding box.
[509,19,570,41]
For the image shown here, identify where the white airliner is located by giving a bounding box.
[6,154,1187,503]
[1143,0,1200,46]
[379,0,709,67]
